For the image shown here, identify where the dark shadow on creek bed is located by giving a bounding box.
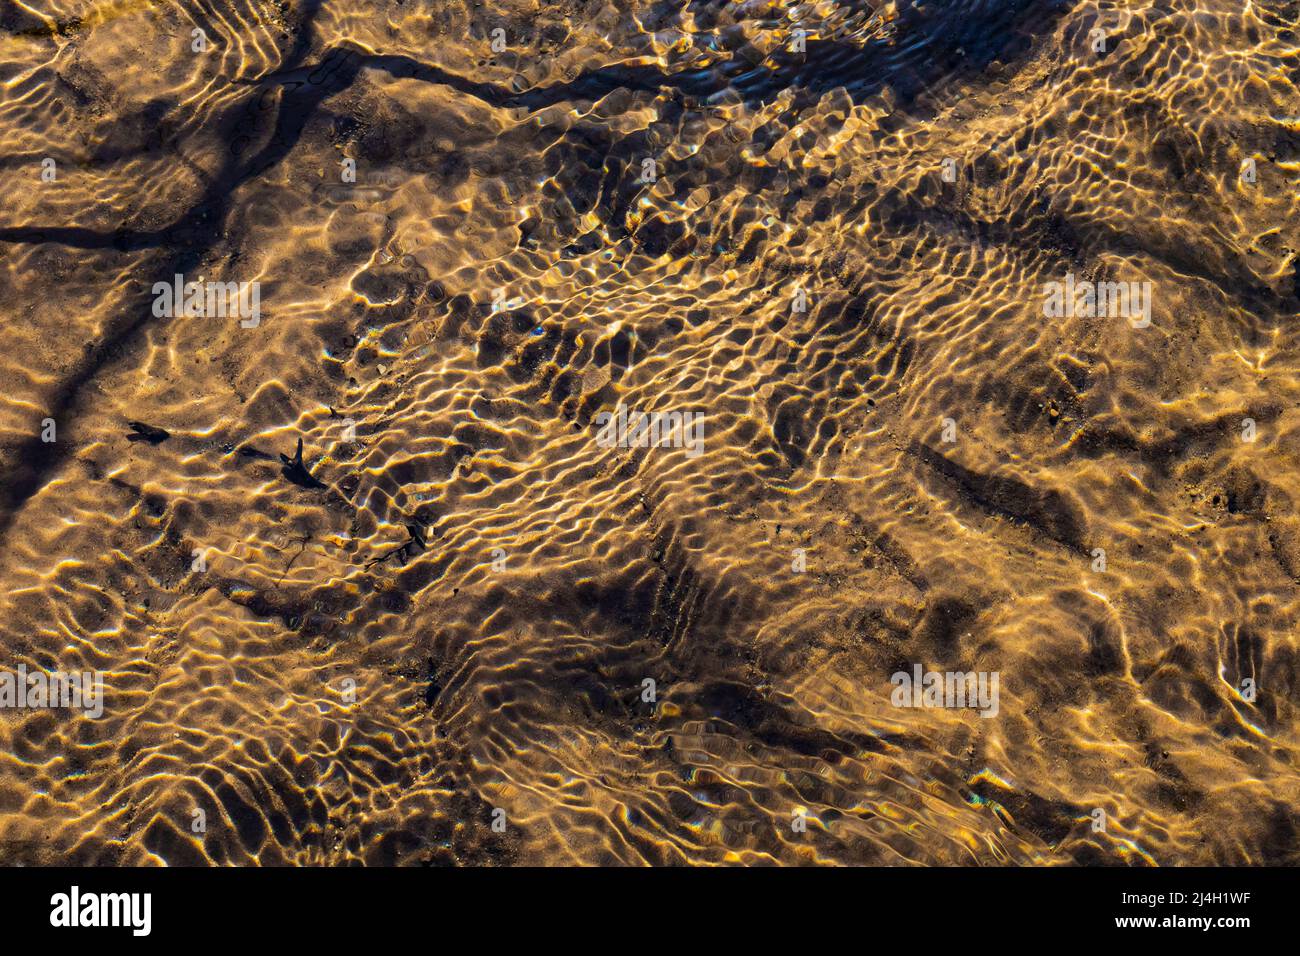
[348,0,1072,114]
[908,441,1090,555]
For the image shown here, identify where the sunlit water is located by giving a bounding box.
[0,0,1297,865]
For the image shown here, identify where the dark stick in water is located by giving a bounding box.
[126,422,170,444]
[280,438,327,490]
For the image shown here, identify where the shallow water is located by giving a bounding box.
[0,0,1297,865]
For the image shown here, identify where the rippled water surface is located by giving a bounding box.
[0,0,1298,865]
